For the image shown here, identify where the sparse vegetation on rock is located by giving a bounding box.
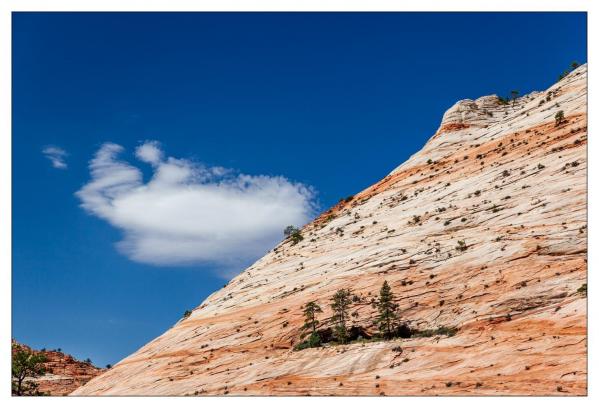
[555,110,566,126]
[558,61,580,81]
[412,326,458,338]
[284,225,304,245]
[497,96,509,105]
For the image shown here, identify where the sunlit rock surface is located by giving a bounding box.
[73,65,587,396]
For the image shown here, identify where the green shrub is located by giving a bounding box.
[412,326,458,338]
[284,225,299,237]
[555,110,566,126]
[294,332,322,351]
[290,231,304,245]
[455,240,468,251]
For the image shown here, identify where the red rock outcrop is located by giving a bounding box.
[12,341,105,396]
[73,65,587,396]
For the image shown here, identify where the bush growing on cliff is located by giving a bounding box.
[558,61,581,81]
[284,225,304,245]
[183,310,192,319]
[455,240,468,251]
[294,330,323,351]
[412,326,458,338]
[12,344,48,396]
[497,96,509,105]
[290,231,304,245]
[284,225,299,237]
[555,110,566,126]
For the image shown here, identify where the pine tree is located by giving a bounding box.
[511,90,519,107]
[330,289,353,344]
[376,281,399,339]
[302,301,323,347]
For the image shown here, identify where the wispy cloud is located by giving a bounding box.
[76,141,317,272]
[42,146,68,169]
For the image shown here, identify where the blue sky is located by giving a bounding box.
[12,12,586,367]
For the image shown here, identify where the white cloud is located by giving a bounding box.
[42,146,68,169]
[76,141,317,271]
[135,140,162,165]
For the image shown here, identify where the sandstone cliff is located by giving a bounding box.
[12,340,105,395]
[73,65,587,396]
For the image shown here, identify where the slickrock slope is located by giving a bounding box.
[74,65,587,396]
[12,341,105,395]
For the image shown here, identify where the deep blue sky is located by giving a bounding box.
[12,12,586,367]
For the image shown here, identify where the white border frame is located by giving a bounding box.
[0,2,594,408]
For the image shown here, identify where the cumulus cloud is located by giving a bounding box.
[42,146,68,169]
[135,140,163,165]
[76,141,317,270]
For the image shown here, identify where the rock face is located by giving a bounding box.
[12,341,105,396]
[73,65,587,396]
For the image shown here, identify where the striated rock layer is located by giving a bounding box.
[12,340,105,396]
[74,65,587,396]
